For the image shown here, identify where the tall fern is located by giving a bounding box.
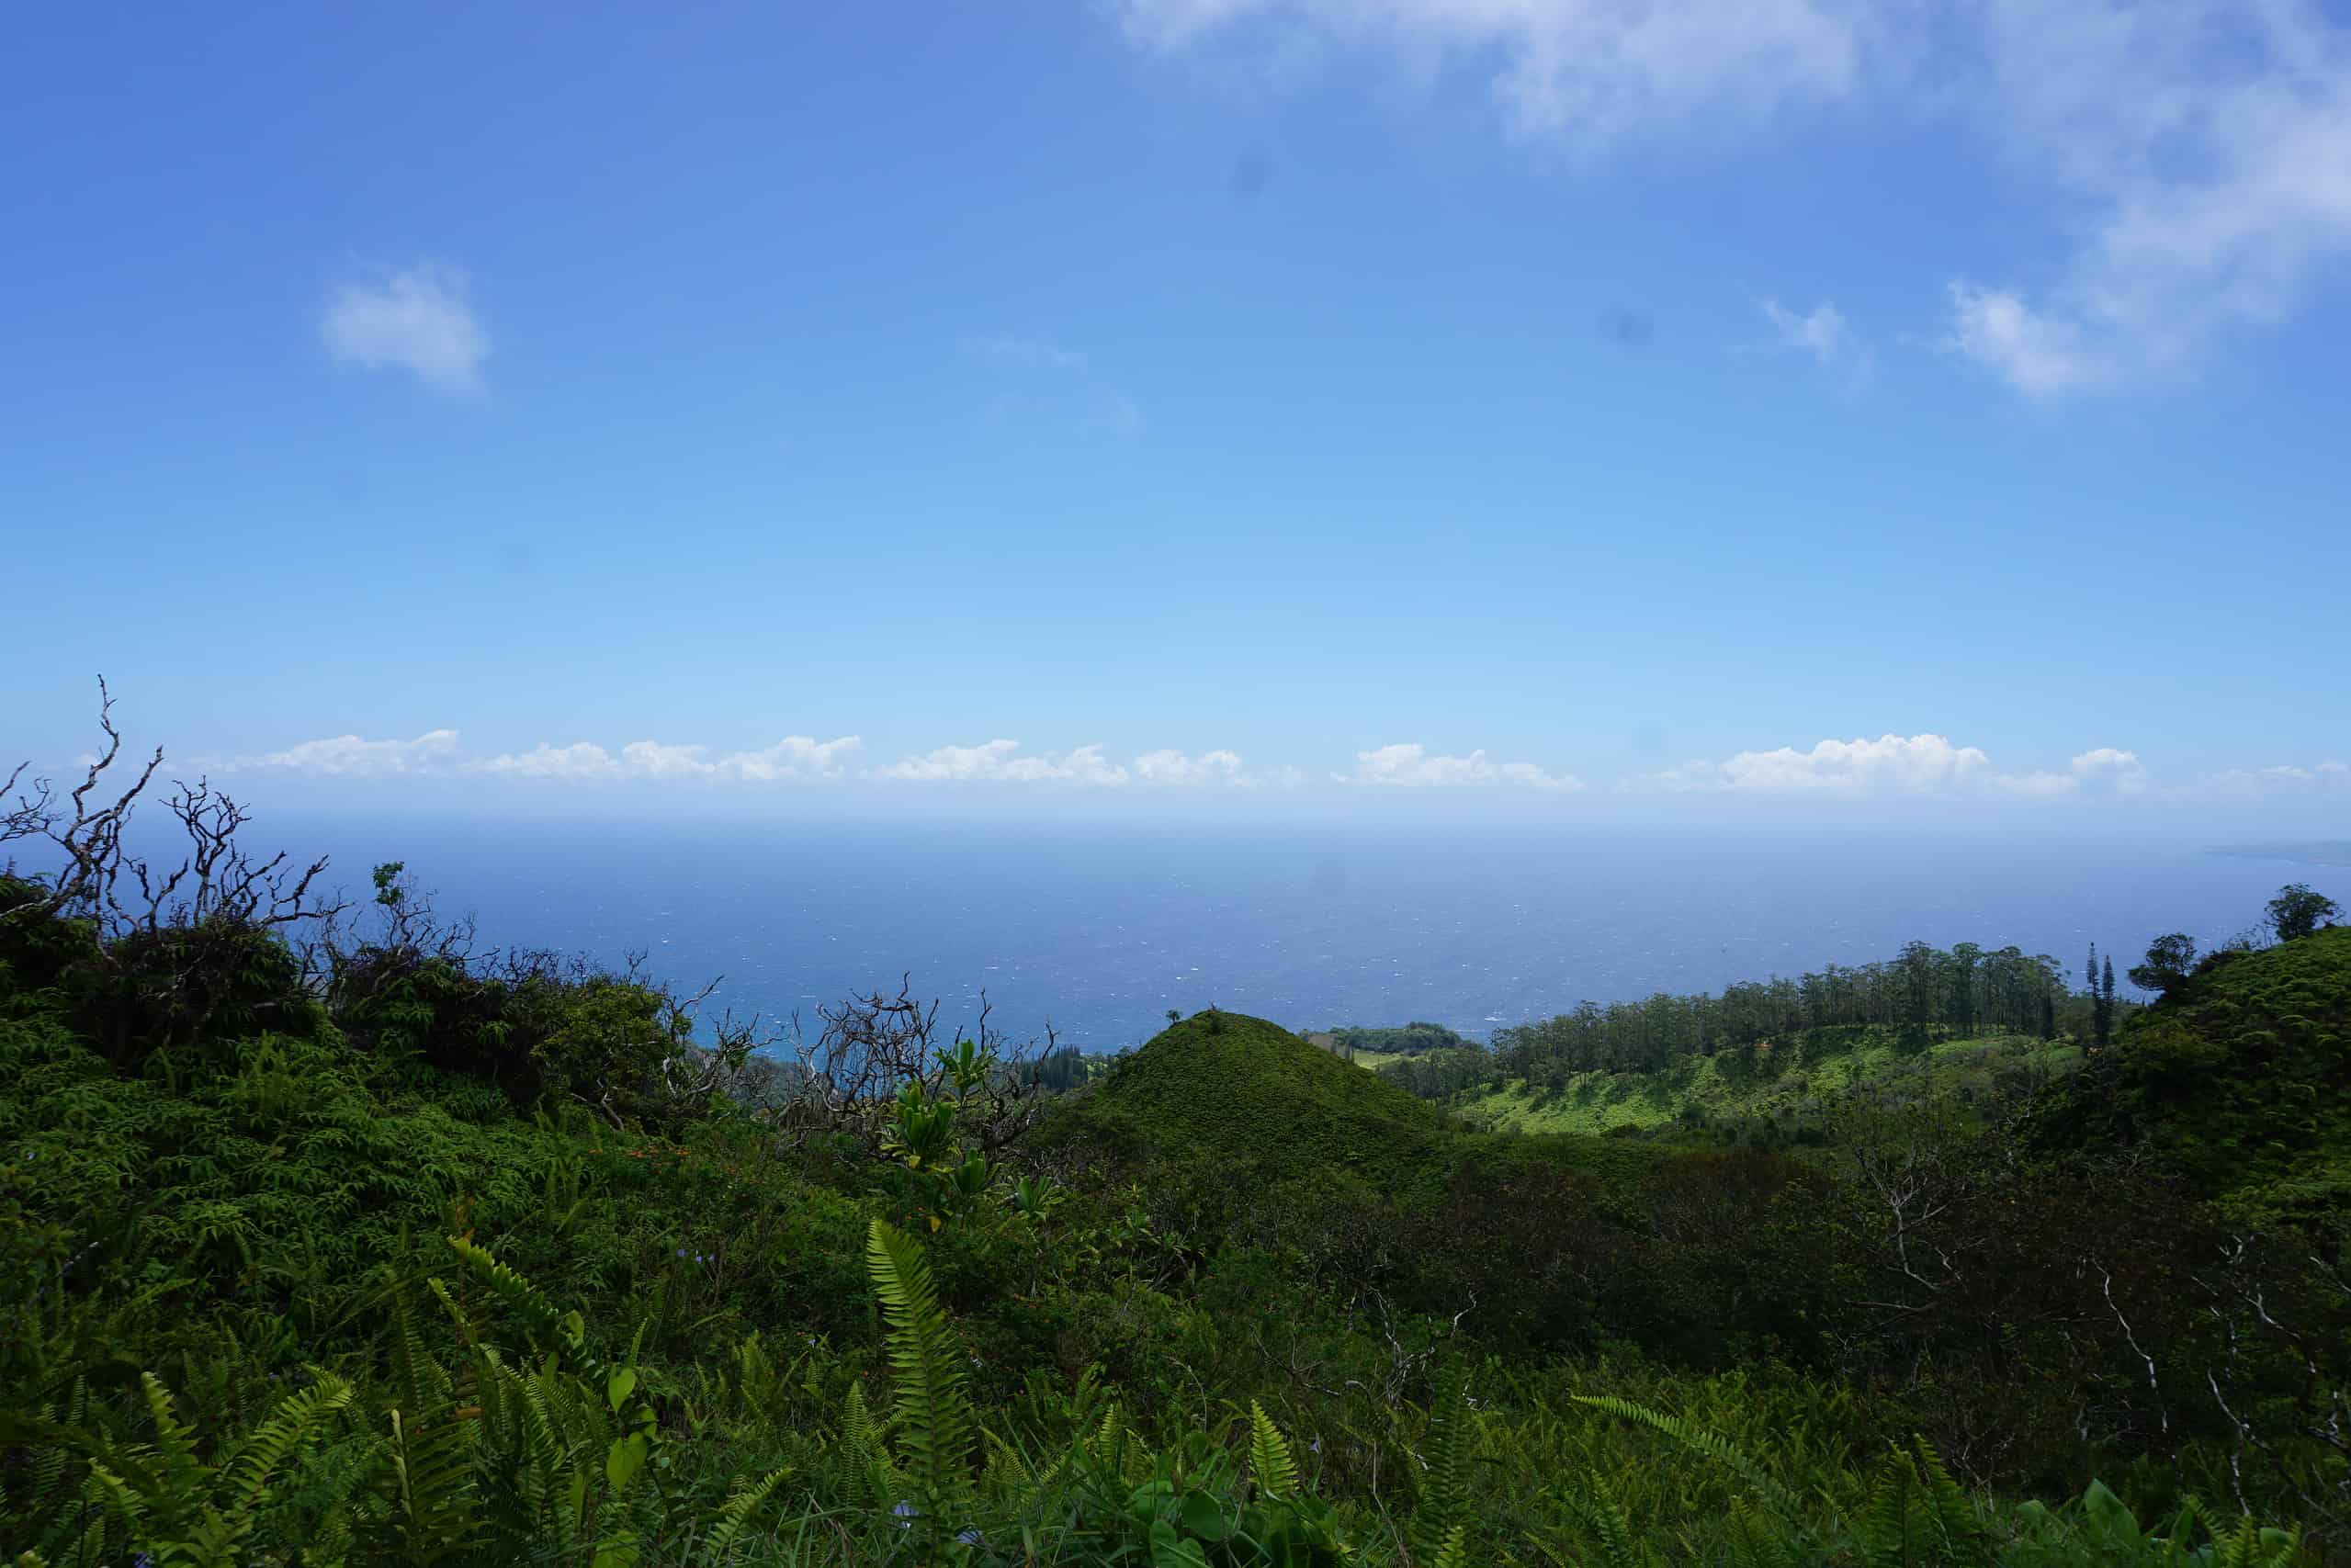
[1249,1401,1298,1502]
[81,1369,354,1568]
[864,1217,977,1525]
[1572,1394,1803,1517]
[1411,1365,1473,1567]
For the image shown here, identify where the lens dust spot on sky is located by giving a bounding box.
[1600,307,1655,348]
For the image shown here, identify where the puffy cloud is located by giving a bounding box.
[1339,743,1584,791]
[1133,748,1249,786]
[877,742,1272,788]
[1992,747,2150,797]
[239,728,463,778]
[470,736,863,784]
[467,742,621,782]
[1628,735,2171,798]
[322,265,488,392]
[877,739,1132,786]
[1633,733,1995,794]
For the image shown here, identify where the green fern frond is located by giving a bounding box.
[1249,1401,1298,1502]
[1432,1521,1469,1568]
[447,1235,605,1381]
[864,1218,977,1522]
[1555,1478,1647,1568]
[1906,1436,1981,1561]
[219,1371,356,1521]
[1573,1395,1802,1517]
[840,1379,882,1463]
[1724,1495,1799,1568]
[700,1466,792,1562]
[1856,1446,1924,1568]
[1411,1365,1472,1568]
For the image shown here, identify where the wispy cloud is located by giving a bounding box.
[1944,0,2351,394]
[2195,760,2351,798]
[964,333,1145,437]
[322,265,488,393]
[1338,743,1584,791]
[1941,282,2105,396]
[1117,0,2351,392]
[965,333,1090,370]
[1116,0,1869,143]
[1758,297,1872,384]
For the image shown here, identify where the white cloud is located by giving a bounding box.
[322,265,487,392]
[1120,0,2351,391]
[1116,0,1871,142]
[467,742,621,782]
[1760,298,1857,364]
[469,736,863,784]
[877,739,1132,786]
[1990,747,2150,796]
[1942,282,2106,395]
[2197,760,2351,797]
[1944,0,2351,390]
[1134,748,1249,786]
[1633,732,1995,795]
[877,741,1274,787]
[1628,735,2168,798]
[1339,743,1584,791]
[240,729,463,778]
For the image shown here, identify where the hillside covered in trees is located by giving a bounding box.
[2,729,2347,1566]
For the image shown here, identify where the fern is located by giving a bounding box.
[1249,1401,1298,1502]
[1907,1437,1982,1562]
[81,1369,354,1568]
[864,1217,978,1524]
[1724,1495,1800,1568]
[1432,1521,1470,1568]
[1411,1364,1473,1567]
[1538,1477,1649,1568]
[699,1466,792,1562]
[1573,1394,1803,1517]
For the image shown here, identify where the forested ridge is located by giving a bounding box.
[3,716,2348,1567]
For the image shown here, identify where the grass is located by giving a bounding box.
[1455,1032,2083,1137]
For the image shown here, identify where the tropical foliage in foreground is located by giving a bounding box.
[2,719,2346,1563]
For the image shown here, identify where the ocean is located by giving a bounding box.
[225,818,2351,1054]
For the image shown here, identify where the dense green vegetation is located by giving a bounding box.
[1311,1023,1473,1058]
[3,734,2346,1565]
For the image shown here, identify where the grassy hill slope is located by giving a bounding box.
[2040,925,2351,1233]
[1450,1029,2080,1139]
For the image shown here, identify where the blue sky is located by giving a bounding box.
[6,0,2348,825]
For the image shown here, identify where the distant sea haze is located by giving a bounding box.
[220,820,2351,1054]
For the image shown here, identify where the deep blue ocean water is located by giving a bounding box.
[221,819,2351,1054]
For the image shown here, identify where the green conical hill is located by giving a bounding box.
[1042,1010,1452,1185]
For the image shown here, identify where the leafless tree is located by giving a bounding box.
[4,678,343,942]
[760,975,1057,1158]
